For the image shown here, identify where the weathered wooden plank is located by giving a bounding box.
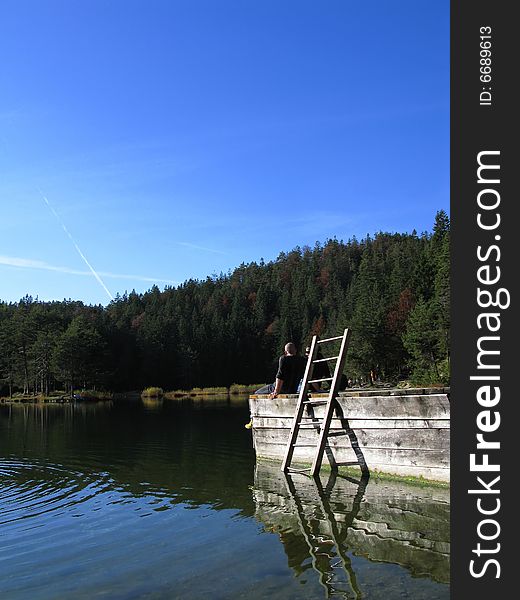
[256,451,450,482]
[252,416,450,429]
[250,387,450,399]
[253,440,449,468]
[253,426,449,451]
[255,459,450,506]
[338,387,450,397]
[250,394,450,420]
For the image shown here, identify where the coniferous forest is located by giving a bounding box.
[0,211,449,396]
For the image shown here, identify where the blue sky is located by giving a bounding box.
[0,0,449,306]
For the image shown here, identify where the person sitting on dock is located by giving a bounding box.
[255,342,306,399]
[302,346,330,393]
[299,345,347,393]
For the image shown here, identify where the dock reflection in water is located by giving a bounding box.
[253,461,450,599]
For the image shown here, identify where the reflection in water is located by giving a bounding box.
[283,470,369,598]
[140,396,164,411]
[254,461,450,598]
[1,400,449,599]
[0,399,258,600]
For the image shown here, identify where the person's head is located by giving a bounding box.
[305,345,324,358]
[284,342,297,356]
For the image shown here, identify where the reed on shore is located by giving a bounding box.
[141,387,164,399]
[229,383,264,394]
[0,390,113,403]
[159,384,264,399]
[164,386,228,399]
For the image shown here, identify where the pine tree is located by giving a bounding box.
[1,212,450,393]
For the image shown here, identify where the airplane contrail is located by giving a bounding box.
[38,190,114,301]
[0,255,178,285]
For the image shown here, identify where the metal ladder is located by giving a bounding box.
[281,328,352,476]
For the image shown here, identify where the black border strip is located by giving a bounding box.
[451,1,516,596]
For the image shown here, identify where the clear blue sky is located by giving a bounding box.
[1,0,449,306]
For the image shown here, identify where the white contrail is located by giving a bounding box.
[176,241,227,255]
[0,255,178,285]
[38,190,114,301]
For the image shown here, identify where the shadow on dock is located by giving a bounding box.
[253,461,450,598]
[304,399,370,474]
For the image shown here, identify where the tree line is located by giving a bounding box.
[0,211,449,396]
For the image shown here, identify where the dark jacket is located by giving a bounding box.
[276,354,306,393]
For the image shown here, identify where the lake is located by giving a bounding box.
[0,397,450,599]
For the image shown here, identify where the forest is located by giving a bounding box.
[0,211,449,396]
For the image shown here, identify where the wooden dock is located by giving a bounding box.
[248,387,450,482]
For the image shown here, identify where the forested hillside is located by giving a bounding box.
[0,211,449,395]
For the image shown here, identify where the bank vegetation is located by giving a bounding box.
[0,212,449,396]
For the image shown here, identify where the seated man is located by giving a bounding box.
[255,342,306,399]
[300,346,330,393]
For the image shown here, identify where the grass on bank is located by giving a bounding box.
[168,384,265,399]
[0,390,113,403]
[164,386,228,399]
[148,381,448,400]
[141,387,164,399]
[229,383,264,394]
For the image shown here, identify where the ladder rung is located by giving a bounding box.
[334,461,360,466]
[317,335,344,344]
[308,377,333,383]
[327,430,348,437]
[313,356,339,363]
[298,423,323,428]
[303,399,328,405]
[286,467,311,473]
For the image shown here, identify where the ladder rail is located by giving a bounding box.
[280,335,318,472]
[283,474,337,597]
[310,328,352,477]
[313,475,364,599]
[283,472,365,599]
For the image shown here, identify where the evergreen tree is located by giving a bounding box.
[0,212,450,394]
[52,316,105,395]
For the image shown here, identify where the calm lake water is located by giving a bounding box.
[0,397,450,599]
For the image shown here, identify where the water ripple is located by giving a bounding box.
[0,458,115,527]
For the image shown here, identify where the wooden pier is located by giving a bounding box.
[248,387,450,482]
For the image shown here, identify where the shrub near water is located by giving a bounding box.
[163,387,228,399]
[164,390,189,399]
[141,387,164,398]
[74,390,113,401]
[229,384,264,394]
[189,387,228,396]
